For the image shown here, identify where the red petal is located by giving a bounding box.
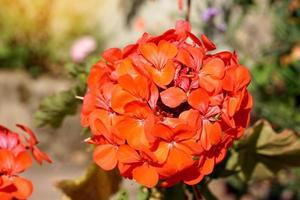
[201,34,216,51]
[32,146,52,165]
[16,124,37,146]
[102,48,123,63]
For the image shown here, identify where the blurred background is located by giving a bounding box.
[1,0,300,199]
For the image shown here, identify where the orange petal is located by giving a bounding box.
[201,121,222,150]
[0,192,12,200]
[173,124,195,141]
[140,42,158,65]
[87,61,110,89]
[146,60,175,88]
[124,101,152,119]
[151,123,173,141]
[227,96,240,117]
[200,76,222,93]
[148,83,159,109]
[132,163,159,188]
[157,148,193,177]
[13,152,32,174]
[176,140,203,155]
[179,109,202,131]
[152,141,170,164]
[11,176,33,199]
[116,118,151,150]
[202,58,225,79]
[201,157,215,175]
[118,75,150,100]
[116,58,138,77]
[188,88,209,113]
[0,150,14,173]
[235,66,251,90]
[111,85,137,114]
[117,145,141,164]
[158,40,178,60]
[176,48,194,68]
[160,87,187,108]
[93,144,118,170]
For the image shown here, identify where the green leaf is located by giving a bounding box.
[137,186,149,200]
[57,164,121,200]
[116,189,129,200]
[227,119,300,181]
[34,88,79,128]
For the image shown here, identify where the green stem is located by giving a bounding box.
[192,185,202,200]
[186,0,192,22]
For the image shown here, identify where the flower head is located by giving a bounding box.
[81,20,252,188]
[0,124,51,199]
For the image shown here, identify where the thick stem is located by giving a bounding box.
[185,0,192,22]
[192,185,203,200]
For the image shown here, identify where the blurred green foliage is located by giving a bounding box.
[0,0,103,76]
[249,0,300,133]
[34,56,99,128]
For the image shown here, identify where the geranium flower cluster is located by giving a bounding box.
[81,20,252,188]
[0,124,51,200]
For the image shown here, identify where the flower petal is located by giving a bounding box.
[146,60,175,87]
[13,152,32,174]
[188,88,209,113]
[117,145,141,164]
[11,176,33,199]
[202,58,225,79]
[102,48,123,63]
[201,34,216,51]
[93,144,118,170]
[160,87,187,108]
[132,163,159,188]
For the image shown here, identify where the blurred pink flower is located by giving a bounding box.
[70,36,97,63]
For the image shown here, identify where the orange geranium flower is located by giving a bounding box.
[81,20,252,188]
[0,125,51,200]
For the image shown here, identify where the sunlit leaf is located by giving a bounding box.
[227,119,300,181]
[57,164,121,200]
